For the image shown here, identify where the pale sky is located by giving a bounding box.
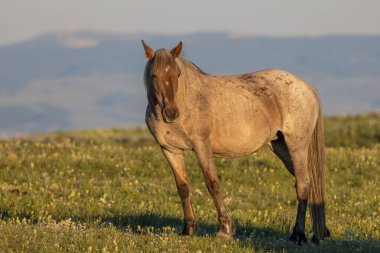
[1,0,379,46]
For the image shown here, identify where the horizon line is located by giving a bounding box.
[1,29,380,48]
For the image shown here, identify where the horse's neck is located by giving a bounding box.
[176,59,206,109]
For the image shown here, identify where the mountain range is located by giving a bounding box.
[0,31,379,136]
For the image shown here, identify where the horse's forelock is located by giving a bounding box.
[145,49,179,104]
[151,49,177,74]
[144,49,208,96]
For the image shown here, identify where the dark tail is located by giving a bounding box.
[307,106,328,242]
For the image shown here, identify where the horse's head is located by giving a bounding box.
[142,40,182,123]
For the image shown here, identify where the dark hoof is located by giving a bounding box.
[289,230,308,245]
[217,220,236,240]
[311,236,320,244]
[180,222,197,236]
[311,227,331,244]
[325,227,331,238]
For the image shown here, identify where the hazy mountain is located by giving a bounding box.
[0,31,379,136]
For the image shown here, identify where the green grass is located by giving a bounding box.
[324,112,380,148]
[0,114,379,252]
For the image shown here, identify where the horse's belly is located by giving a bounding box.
[210,120,273,158]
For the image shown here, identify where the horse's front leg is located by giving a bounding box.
[161,148,197,235]
[193,139,235,239]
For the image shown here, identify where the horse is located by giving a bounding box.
[141,40,330,244]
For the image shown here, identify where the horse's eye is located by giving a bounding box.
[178,72,181,77]
[151,74,157,80]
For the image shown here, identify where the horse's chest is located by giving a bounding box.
[149,120,192,151]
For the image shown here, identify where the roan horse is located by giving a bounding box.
[141,41,330,244]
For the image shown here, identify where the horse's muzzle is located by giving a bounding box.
[163,106,180,123]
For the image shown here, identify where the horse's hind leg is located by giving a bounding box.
[162,148,197,235]
[271,133,309,244]
[271,131,294,176]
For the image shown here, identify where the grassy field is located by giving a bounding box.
[0,114,379,252]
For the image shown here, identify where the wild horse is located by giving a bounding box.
[141,41,330,244]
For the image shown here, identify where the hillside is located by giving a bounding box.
[23,113,380,149]
[0,32,380,136]
[325,113,380,147]
[0,114,379,252]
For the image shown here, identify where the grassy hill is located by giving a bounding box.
[0,114,379,252]
[325,113,380,148]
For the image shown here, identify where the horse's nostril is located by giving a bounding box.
[163,107,179,121]
[164,108,171,117]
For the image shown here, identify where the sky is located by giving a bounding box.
[0,0,380,46]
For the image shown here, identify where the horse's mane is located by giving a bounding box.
[178,58,208,76]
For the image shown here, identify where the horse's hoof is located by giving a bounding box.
[311,227,331,244]
[217,231,234,240]
[289,230,308,245]
[180,222,197,236]
[217,220,236,240]
[311,236,320,244]
[325,227,331,238]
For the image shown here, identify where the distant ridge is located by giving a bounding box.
[0,31,379,135]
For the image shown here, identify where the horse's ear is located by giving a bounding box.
[171,41,182,58]
[141,40,155,59]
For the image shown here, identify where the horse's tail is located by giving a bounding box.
[307,105,328,242]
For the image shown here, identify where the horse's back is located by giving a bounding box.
[224,68,320,127]
[204,69,321,156]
